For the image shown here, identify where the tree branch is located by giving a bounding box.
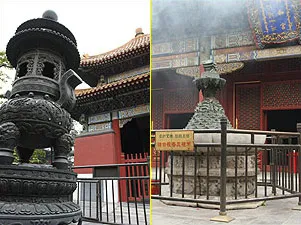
[0,64,13,69]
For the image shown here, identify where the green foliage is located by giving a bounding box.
[30,149,47,164]
[0,51,10,68]
[13,149,18,164]
[13,149,47,164]
[0,51,11,100]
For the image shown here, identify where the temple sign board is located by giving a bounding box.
[155,130,194,151]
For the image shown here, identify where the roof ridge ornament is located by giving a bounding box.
[135,27,144,37]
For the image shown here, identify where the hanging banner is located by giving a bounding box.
[247,0,301,48]
[155,130,194,151]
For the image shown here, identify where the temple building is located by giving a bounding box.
[72,28,150,173]
[152,0,301,133]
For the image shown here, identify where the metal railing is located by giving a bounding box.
[151,119,301,218]
[73,162,150,225]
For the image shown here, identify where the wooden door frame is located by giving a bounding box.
[233,81,261,129]
[261,79,301,130]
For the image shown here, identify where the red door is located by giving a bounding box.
[235,83,261,130]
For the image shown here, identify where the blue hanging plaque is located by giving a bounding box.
[248,0,301,48]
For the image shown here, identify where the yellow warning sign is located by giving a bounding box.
[155,130,194,151]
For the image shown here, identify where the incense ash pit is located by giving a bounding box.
[166,61,266,198]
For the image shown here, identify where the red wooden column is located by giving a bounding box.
[112,112,128,202]
[199,64,205,102]
[111,111,122,164]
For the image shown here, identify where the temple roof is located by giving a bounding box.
[80,29,149,68]
[75,72,150,102]
[72,71,150,119]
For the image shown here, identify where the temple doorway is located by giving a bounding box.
[266,109,301,133]
[166,113,194,129]
[266,109,301,147]
[120,116,150,155]
[263,109,301,166]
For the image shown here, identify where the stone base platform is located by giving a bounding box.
[161,199,264,210]
[165,133,266,197]
[0,164,81,225]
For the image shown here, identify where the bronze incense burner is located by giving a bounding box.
[0,10,82,224]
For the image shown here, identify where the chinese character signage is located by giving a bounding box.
[88,113,111,124]
[155,130,194,151]
[248,0,300,48]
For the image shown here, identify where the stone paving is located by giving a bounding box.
[79,201,149,225]
[82,197,301,225]
[152,198,301,225]
[80,202,149,225]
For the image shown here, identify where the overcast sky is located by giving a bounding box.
[0,0,150,54]
[0,0,150,89]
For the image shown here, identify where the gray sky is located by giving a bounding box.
[0,0,150,89]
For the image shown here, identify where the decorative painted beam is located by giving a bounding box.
[176,62,244,77]
[214,45,301,64]
[152,52,199,70]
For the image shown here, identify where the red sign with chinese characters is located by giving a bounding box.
[155,130,194,151]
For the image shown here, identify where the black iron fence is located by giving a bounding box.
[151,119,301,218]
[73,162,150,225]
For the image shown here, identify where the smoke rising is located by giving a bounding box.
[152,0,248,43]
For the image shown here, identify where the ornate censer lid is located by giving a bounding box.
[185,60,232,129]
[1,10,82,165]
[6,10,80,70]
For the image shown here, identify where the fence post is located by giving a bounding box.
[119,154,127,202]
[147,155,150,170]
[210,117,234,222]
[293,123,301,210]
[270,129,277,195]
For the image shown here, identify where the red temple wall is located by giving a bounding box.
[153,61,301,131]
[152,72,198,129]
[152,90,164,129]
[152,88,198,129]
[222,67,301,130]
[74,132,116,174]
[152,59,301,130]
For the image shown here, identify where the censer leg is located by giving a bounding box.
[0,122,20,164]
[53,133,73,170]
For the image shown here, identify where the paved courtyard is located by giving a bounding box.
[81,197,301,225]
[152,198,301,225]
